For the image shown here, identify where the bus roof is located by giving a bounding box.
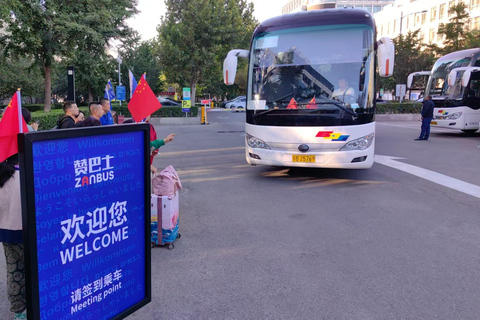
[436,48,480,65]
[253,8,375,38]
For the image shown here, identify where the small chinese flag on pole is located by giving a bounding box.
[127,74,162,122]
[0,89,28,162]
[286,97,298,109]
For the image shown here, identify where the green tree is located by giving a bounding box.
[394,31,437,84]
[465,29,480,49]
[53,54,119,104]
[377,30,437,94]
[0,0,138,111]
[437,2,470,54]
[155,0,257,103]
[0,46,44,101]
[119,40,164,96]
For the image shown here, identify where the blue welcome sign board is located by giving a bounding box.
[18,124,151,320]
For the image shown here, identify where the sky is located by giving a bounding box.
[127,0,287,42]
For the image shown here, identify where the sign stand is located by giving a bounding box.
[182,87,191,117]
[18,124,151,320]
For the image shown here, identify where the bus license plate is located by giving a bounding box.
[431,121,437,125]
[292,155,316,163]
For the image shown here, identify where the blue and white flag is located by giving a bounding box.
[105,80,116,101]
[129,70,138,99]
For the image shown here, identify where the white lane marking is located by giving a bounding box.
[375,155,480,199]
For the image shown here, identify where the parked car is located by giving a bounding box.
[158,97,181,106]
[229,97,246,112]
[224,96,246,109]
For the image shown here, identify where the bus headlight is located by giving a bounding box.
[339,133,374,151]
[246,134,271,149]
[446,112,462,120]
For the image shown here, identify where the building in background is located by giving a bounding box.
[282,0,395,15]
[374,0,480,46]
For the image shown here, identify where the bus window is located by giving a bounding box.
[429,78,445,95]
[467,80,480,98]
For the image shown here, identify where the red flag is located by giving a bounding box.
[127,75,162,122]
[0,91,28,162]
[286,97,298,109]
[306,96,317,109]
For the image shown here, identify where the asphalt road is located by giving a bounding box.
[1,111,480,319]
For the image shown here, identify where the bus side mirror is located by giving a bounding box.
[407,74,414,89]
[448,70,458,86]
[377,37,394,77]
[462,70,472,87]
[223,49,250,85]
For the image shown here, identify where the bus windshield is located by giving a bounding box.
[426,57,471,97]
[248,24,374,126]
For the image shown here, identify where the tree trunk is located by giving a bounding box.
[88,86,94,102]
[43,65,52,112]
[191,81,197,108]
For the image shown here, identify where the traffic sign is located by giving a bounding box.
[182,100,191,113]
[182,87,191,100]
[116,86,126,101]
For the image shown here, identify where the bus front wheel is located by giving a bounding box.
[461,129,478,135]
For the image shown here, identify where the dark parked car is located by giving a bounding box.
[158,97,181,106]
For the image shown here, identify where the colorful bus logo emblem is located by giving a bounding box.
[316,131,349,141]
[438,110,449,115]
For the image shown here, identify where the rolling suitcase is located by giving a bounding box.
[151,192,181,249]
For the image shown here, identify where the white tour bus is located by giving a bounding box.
[408,48,480,134]
[223,8,394,168]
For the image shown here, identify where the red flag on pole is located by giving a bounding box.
[306,96,317,109]
[127,74,162,122]
[0,91,28,162]
[286,97,298,109]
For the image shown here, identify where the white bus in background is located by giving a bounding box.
[408,48,480,134]
[223,8,395,168]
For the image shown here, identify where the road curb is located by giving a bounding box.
[376,114,420,121]
[149,116,200,125]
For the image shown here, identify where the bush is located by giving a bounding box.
[30,107,89,131]
[0,103,63,113]
[112,105,199,118]
[375,102,421,114]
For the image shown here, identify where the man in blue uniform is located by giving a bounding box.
[99,97,114,125]
[415,95,434,141]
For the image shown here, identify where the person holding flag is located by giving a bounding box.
[0,90,27,319]
[0,90,28,163]
[127,74,177,173]
[101,80,115,125]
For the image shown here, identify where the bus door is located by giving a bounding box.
[464,71,480,110]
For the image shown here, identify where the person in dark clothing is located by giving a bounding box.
[415,95,435,141]
[22,108,38,132]
[75,110,85,123]
[76,102,103,127]
[57,101,79,129]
